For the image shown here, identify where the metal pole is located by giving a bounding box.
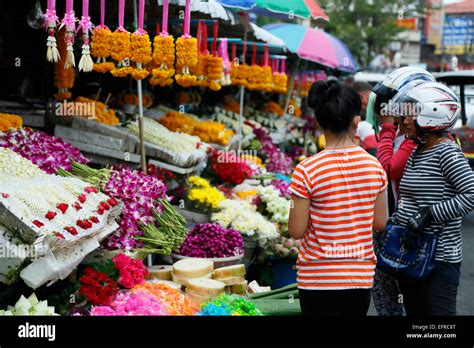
[133,0,147,174]
[238,86,244,151]
[134,0,151,267]
[283,58,300,119]
[237,27,248,152]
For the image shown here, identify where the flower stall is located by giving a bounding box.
[0,0,336,318]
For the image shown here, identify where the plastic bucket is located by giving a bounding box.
[171,253,244,269]
[270,257,297,289]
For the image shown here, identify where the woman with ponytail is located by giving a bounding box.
[288,80,388,316]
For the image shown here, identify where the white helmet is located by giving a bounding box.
[371,67,436,115]
[389,81,461,133]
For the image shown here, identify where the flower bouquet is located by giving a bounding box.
[186,176,225,214]
[208,150,253,185]
[78,253,148,307]
[90,290,166,316]
[177,223,243,258]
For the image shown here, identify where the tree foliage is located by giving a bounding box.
[317,0,422,67]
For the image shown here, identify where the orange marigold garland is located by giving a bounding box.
[150,34,175,86]
[130,0,152,80]
[175,0,197,88]
[206,55,223,91]
[54,28,74,100]
[230,43,250,88]
[205,21,223,91]
[110,0,132,77]
[91,1,115,73]
[175,36,198,87]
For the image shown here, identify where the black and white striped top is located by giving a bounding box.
[395,141,474,263]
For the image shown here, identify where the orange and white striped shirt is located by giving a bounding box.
[289,146,388,290]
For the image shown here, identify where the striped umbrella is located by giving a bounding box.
[263,23,357,73]
[213,0,329,20]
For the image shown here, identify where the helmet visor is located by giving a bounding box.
[381,81,425,117]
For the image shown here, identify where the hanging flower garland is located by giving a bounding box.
[77,0,94,72]
[248,45,272,92]
[205,21,223,91]
[44,0,60,63]
[218,38,232,86]
[191,20,206,87]
[149,0,175,87]
[110,0,133,77]
[271,59,288,94]
[91,0,115,73]
[230,42,250,88]
[175,0,198,88]
[130,0,152,80]
[60,0,76,69]
[54,28,75,100]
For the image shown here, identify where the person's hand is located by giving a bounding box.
[381,115,395,124]
[406,207,433,234]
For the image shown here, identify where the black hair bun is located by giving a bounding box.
[307,81,328,109]
[306,80,362,134]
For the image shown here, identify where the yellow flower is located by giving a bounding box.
[93,62,115,73]
[159,112,197,133]
[131,68,150,81]
[110,66,134,77]
[188,176,210,188]
[175,37,198,88]
[111,30,131,63]
[0,113,23,132]
[130,32,152,65]
[91,26,112,58]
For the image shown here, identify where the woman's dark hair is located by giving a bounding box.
[307,80,362,134]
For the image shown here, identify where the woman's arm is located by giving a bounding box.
[373,190,388,231]
[377,123,416,180]
[289,195,311,240]
[430,144,474,222]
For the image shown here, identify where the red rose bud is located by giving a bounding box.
[85,220,93,229]
[100,201,111,210]
[32,220,44,228]
[65,226,78,235]
[85,186,98,194]
[45,211,57,220]
[146,164,155,175]
[97,207,104,215]
[90,216,99,224]
[2,193,10,198]
[107,198,117,207]
[54,232,65,239]
[57,203,69,214]
[74,202,82,211]
[78,194,87,203]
